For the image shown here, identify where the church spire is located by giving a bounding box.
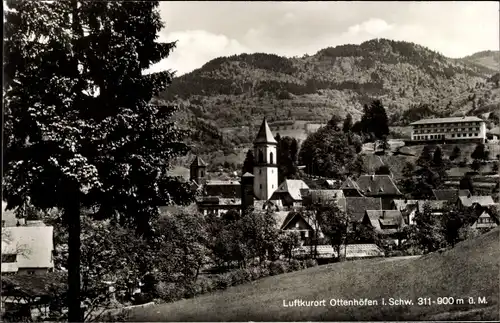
[254,117,277,145]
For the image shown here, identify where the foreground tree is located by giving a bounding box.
[315,202,349,261]
[276,136,299,182]
[3,2,192,320]
[359,100,390,140]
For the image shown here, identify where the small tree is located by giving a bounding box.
[432,146,443,167]
[413,203,445,253]
[278,231,301,262]
[471,143,487,162]
[449,146,461,161]
[342,113,353,133]
[470,159,482,172]
[459,175,475,195]
[417,145,434,168]
[315,202,348,261]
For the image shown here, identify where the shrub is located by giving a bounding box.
[155,282,184,303]
[230,268,252,285]
[214,273,233,290]
[268,260,289,276]
[196,276,214,294]
[183,282,203,299]
[248,266,263,280]
[305,259,318,268]
[288,259,304,271]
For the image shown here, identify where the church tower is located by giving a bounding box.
[190,156,208,185]
[253,118,278,200]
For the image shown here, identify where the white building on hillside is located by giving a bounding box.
[410,116,486,143]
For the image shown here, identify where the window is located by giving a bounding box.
[270,152,274,164]
[272,185,274,189]
[475,133,478,136]
[259,169,262,174]
[200,170,204,177]
[1,254,16,263]
[469,133,472,137]
[258,150,264,163]
[452,134,455,138]
[260,184,262,189]
[27,270,35,275]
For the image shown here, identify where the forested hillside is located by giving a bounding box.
[157,38,500,158]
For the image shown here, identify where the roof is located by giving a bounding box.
[365,210,405,234]
[337,197,382,222]
[242,172,255,178]
[1,272,66,298]
[272,211,292,230]
[410,116,483,125]
[204,180,241,198]
[392,199,419,211]
[355,175,403,196]
[459,196,496,207]
[477,210,500,224]
[293,244,384,259]
[487,126,500,136]
[190,156,208,167]
[308,190,345,203]
[340,177,361,190]
[432,189,469,203]
[2,226,54,270]
[254,118,277,145]
[272,180,310,201]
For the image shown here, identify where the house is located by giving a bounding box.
[302,189,345,206]
[279,211,323,243]
[355,175,404,209]
[204,180,241,199]
[410,116,486,143]
[196,196,241,216]
[432,189,471,203]
[292,244,384,260]
[269,179,310,210]
[470,210,499,229]
[391,199,419,225]
[336,197,383,225]
[486,126,500,142]
[362,210,406,245]
[458,195,496,209]
[416,200,449,215]
[1,226,54,275]
[340,178,363,197]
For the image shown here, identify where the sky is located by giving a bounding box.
[145,1,499,76]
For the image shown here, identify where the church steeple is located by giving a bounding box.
[253,118,278,200]
[190,155,207,185]
[254,118,277,145]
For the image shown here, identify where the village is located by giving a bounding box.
[2,1,500,322]
[2,113,499,321]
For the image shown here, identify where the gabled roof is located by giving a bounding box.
[190,156,208,167]
[254,118,277,145]
[2,226,54,270]
[432,189,468,203]
[281,211,320,232]
[410,116,483,125]
[272,180,310,201]
[340,177,361,190]
[364,210,404,234]
[308,190,345,204]
[242,172,255,178]
[337,197,382,222]
[459,196,496,208]
[476,210,500,225]
[356,175,402,196]
[272,211,292,230]
[487,126,500,136]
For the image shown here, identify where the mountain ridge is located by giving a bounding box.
[157,38,500,155]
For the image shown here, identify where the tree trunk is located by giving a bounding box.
[67,193,82,322]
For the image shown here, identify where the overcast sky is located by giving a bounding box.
[146,1,499,76]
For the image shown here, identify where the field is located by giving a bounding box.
[126,228,499,322]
